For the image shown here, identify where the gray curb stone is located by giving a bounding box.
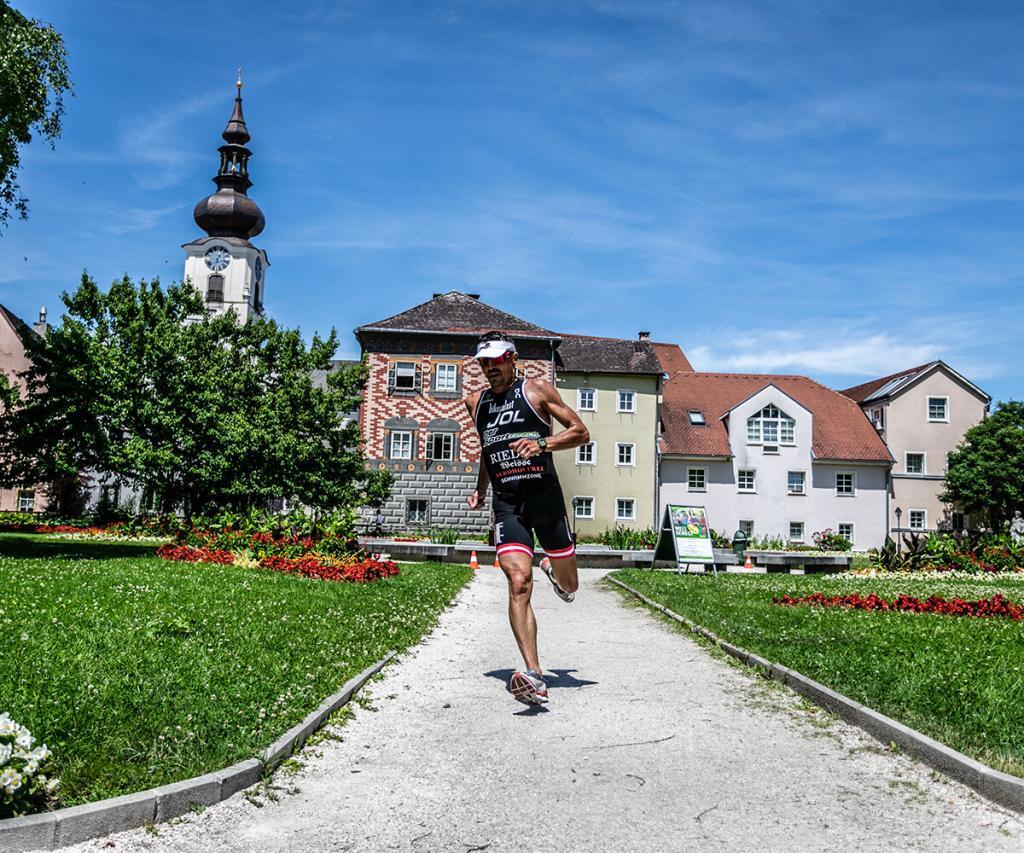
[0,813,55,852]
[607,576,1024,815]
[0,651,396,852]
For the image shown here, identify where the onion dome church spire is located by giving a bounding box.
[182,72,269,323]
[193,71,265,239]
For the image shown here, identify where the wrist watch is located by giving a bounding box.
[537,437,548,451]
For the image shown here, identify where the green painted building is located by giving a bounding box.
[552,334,690,538]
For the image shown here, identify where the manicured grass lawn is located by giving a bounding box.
[612,570,1024,777]
[0,534,472,806]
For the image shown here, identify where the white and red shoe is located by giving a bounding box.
[509,670,549,705]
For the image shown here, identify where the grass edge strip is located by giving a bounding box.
[0,650,398,851]
[605,575,1024,815]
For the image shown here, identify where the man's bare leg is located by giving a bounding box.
[547,555,579,594]
[499,550,541,672]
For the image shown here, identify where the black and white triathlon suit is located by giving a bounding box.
[474,377,575,561]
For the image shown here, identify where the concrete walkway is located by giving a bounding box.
[60,570,1023,852]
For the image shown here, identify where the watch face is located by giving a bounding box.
[204,247,231,272]
[254,257,263,283]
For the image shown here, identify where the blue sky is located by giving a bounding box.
[2,0,1023,403]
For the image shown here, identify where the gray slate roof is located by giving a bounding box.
[556,334,664,375]
[356,291,556,338]
[311,359,360,390]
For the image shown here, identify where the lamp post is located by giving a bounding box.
[894,506,902,553]
[571,497,579,544]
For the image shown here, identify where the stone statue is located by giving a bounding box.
[1011,510,1024,545]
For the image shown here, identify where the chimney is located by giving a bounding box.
[638,330,650,341]
[33,306,48,338]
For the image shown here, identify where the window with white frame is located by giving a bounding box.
[427,432,454,461]
[17,490,35,512]
[787,471,806,495]
[836,472,856,496]
[578,388,596,411]
[389,430,413,460]
[869,407,884,429]
[616,443,635,466]
[928,397,948,422]
[739,519,754,537]
[688,410,705,425]
[687,467,706,491]
[388,360,421,393]
[576,442,595,465]
[617,390,636,413]
[615,498,636,521]
[838,522,854,544]
[433,362,458,393]
[574,496,594,519]
[406,499,429,525]
[905,452,925,475]
[738,469,756,492]
[746,404,795,449]
[789,521,804,542]
[909,509,927,530]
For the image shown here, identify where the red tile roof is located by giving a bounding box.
[652,342,693,373]
[661,371,892,462]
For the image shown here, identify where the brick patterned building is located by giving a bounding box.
[354,291,562,532]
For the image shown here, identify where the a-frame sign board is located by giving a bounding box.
[652,504,717,575]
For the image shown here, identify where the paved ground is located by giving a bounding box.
[59,569,1024,853]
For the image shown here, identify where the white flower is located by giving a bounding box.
[0,716,16,737]
[0,767,22,792]
[45,777,60,793]
[30,745,50,762]
[23,760,38,776]
[0,742,11,764]
[15,730,34,751]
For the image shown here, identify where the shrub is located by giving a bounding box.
[427,527,459,545]
[812,528,852,552]
[0,714,60,818]
[598,525,658,550]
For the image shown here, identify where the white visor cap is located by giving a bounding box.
[475,339,516,359]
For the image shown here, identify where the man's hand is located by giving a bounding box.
[468,488,484,510]
[509,438,541,460]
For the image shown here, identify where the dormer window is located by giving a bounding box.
[688,410,705,425]
[747,404,796,448]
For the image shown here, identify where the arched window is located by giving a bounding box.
[746,404,795,448]
[207,274,224,304]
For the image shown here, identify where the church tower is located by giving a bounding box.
[182,74,269,322]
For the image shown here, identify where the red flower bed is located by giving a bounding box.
[261,555,399,583]
[0,523,118,535]
[156,543,235,565]
[772,591,1024,621]
[157,543,399,583]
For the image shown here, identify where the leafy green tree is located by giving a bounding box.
[0,1,72,228]
[942,401,1024,530]
[1,274,375,518]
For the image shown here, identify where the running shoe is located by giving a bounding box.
[540,557,575,603]
[509,670,549,705]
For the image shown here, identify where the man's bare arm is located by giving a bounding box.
[509,379,589,459]
[465,391,490,508]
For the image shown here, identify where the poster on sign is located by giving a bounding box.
[651,504,716,573]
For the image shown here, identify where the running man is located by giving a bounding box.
[465,331,590,706]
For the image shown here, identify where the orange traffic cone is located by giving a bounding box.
[493,553,501,569]
[744,553,754,570]
[469,550,480,570]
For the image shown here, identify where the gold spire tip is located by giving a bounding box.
[236,67,243,91]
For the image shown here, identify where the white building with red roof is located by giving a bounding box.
[659,370,894,549]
